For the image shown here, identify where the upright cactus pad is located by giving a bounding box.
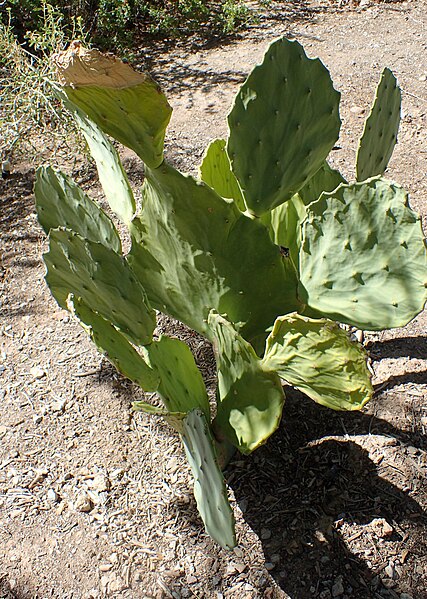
[128,162,300,346]
[44,229,156,345]
[54,42,172,168]
[199,138,246,211]
[35,166,122,252]
[144,335,210,418]
[298,177,427,330]
[71,104,136,225]
[356,68,401,182]
[182,409,236,550]
[297,161,346,206]
[262,313,373,411]
[209,311,284,454]
[227,37,341,215]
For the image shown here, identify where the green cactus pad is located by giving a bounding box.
[209,311,284,454]
[144,335,210,418]
[72,106,136,225]
[199,138,246,211]
[262,313,372,410]
[356,68,401,182]
[298,161,346,206]
[56,45,172,169]
[261,194,306,269]
[44,229,156,345]
[70,297,159,391]
[299,178,427,330]
[129,162,300,347]
[182,409,236,550]
[227,37,341,216]
[35,166,121,252]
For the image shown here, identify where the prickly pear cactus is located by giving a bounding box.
[34,36,427,551]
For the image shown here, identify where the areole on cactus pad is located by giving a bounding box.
[35,37,427,549]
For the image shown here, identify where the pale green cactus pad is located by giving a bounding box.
[261,194,306,268]
[182,409,236,549]
[144,335,210,418]
[44,229,156,345]
[209,311,284,454]
[129,162,300,346]
[199,138,246,211]
[299,177,427,330]
[54,43,172,169]
[262,313,373,410]
[70,297,160,391]
[35,167,122,252]
[72,107,136,225]
[227,37,341,215]
[356,68,401,182]
[297,161,346,206]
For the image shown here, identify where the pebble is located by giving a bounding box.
[332,577,344,597]
[400,594,413,599]
[385,564,395,579]
[47,489,59,502]
[74,492,93,513]
[30,366,46,379]
[369,517,394,538]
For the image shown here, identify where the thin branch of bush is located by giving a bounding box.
[0,4,87,163]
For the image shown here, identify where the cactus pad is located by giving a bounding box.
[144,335,210,418]
[299,177,427,329]
[71,104,136,225]
[54,42,172,169]
[35,166,121,252]
[262,313,372,410]
[129,162,300,346]
[298,161,346,206]
[209,311,284,454]
[70,297,159,391]
[356,68,401,182]
[44,229,156,345]
[227,37,341,215]
[182,409,236,549]
[199,138,246,211]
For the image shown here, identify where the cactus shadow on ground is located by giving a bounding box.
[228,391,427,599]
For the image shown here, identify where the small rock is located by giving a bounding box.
[332,577,344,597]
[261,528,271,540]
[99,563,113,572]
[90,474,110,492]
[74,492,93,513]
[350,105,365,115]
[265,562,275,571]
[385,564,395,579]
[369,517,394,538]
[30,366,46,379]
[400,593,413,599]
[186,575,197,584]
[47,489,59,502]
[109,574,126,592]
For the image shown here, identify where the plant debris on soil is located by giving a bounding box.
[0,1,426,598]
